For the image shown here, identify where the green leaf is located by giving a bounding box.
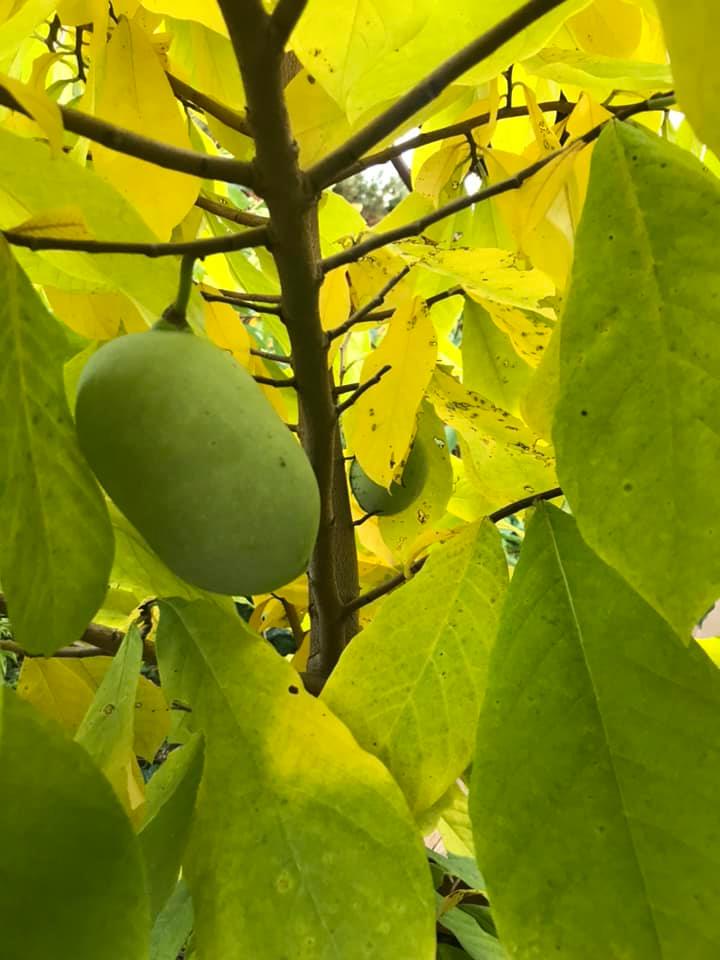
[553,122,720,636]
[522,47,672,96]
[438,897,507,960]
[0,687,149,959]
[75,624,146,819]
[0,240,113,655]
[653,1,720,156]
[471,504,720,958]
[428,849,485,892]
[461,298,533,417]
[139,733,204,917]
[0,129,176,311]
[323,520,507,814]
[150,880,194,960]
[156,598,436,960]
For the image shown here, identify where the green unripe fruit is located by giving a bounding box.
[349,442,427,516]
[75,328,320,596]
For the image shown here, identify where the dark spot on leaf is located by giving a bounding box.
[623,482,633,492]
[288,685,299,695]
[580,410,588,417]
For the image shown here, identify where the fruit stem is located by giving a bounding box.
[160,254,195,330]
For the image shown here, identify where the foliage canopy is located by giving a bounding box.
[0,1,717,958]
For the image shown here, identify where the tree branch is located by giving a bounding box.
[219,0,361,678]
[327,266,411,340]
[336,364,392,415]
[0,87,256,187]
[307,0,572,190]
[3,224,268,258]
[343,486,564,615]
[196,194,269,227]
[268,0,308,51]
[253,374,297,388]
[322,93,674,273]
[201,291,284,316]
[0,639,107,659]
[167,72,252,137]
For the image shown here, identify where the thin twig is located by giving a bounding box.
[391,156,412,190]
[336,364,392,416]
[0,639,107,659]
[274,594,306,650]
[364,286,463,326]
[217,288,282,304]
[167,72,252,137]
[353,511,378,527]
[322,92,675,272]
[251,347,293,364]
[253,374,297,388]
[268,0,308,51]
[196,194,269,227]
[0,88,255,187]
[201,291,284,316]
[327,266,411,340]
[3,224,268,258]
[344,486,564,615]
[308,0,572,189]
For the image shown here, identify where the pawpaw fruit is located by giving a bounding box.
[349,442,427,516]
[75,327,320,596]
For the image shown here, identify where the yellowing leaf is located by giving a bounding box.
[319,266,350,332]
[0,73,62,153]
[9,205,94,240]
[17,655,170,761]
[94,17,199,238]
[46,288,144,340]
[144,0,227,35]
[204,300,251,367]
[324,520,508,814]
[346,296,437,487]
[568,0,644,57]
[429,368,556,513]
[415,143,468,203]
[75,625,147,820]
[653,1,720,156]
[0,0,57,62]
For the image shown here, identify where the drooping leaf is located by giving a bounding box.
[75,623,146,819]
[429,369,556,514]
[139,733,204,917]
[149,879,194,960]
[471,504,720,958]
[653,1,720,156]
[439,901,507,960]
[323,520,507,814]
[522,47,671,96]
[462,298,533,416]
[156,598,436,960]
[0,129,177,311]
[17,656,169,759]
[553,122,720,637]
[345,294,438,487]
[0,240,113,655]
[0,687,149,960]
[94,17,199,238]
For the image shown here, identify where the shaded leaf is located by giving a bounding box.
[0,240,113,654]
[0,687,149,960]
[150,879,194,960]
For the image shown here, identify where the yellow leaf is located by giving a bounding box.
[0,73,63,153]
[286,68,352,168]
[8,205,94,240]
[17,657,170,761]
[565,94,613,218]
[346,296,437,487]
[204,299,251,367]
[144,0,227,35]
[0,0,57,61]
[414,143,468,204]
[473,298,555,367]
[568,0,643,57]
[94,17,199,238]
[319,266,350,333]
[46,288,120,339]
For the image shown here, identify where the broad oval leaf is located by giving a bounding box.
[0,240,113,654]
[554,122,720,636]
[0,687,149,960]
[156,598,436,960]
[471,504,720,958]
[323,520,507,814]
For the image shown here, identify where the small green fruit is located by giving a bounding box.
[75,328,320,596]
[349,442,427,516]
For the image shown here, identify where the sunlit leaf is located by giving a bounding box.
[324,520,507,814]
[472,504,720,957]
[156,598,436,960]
